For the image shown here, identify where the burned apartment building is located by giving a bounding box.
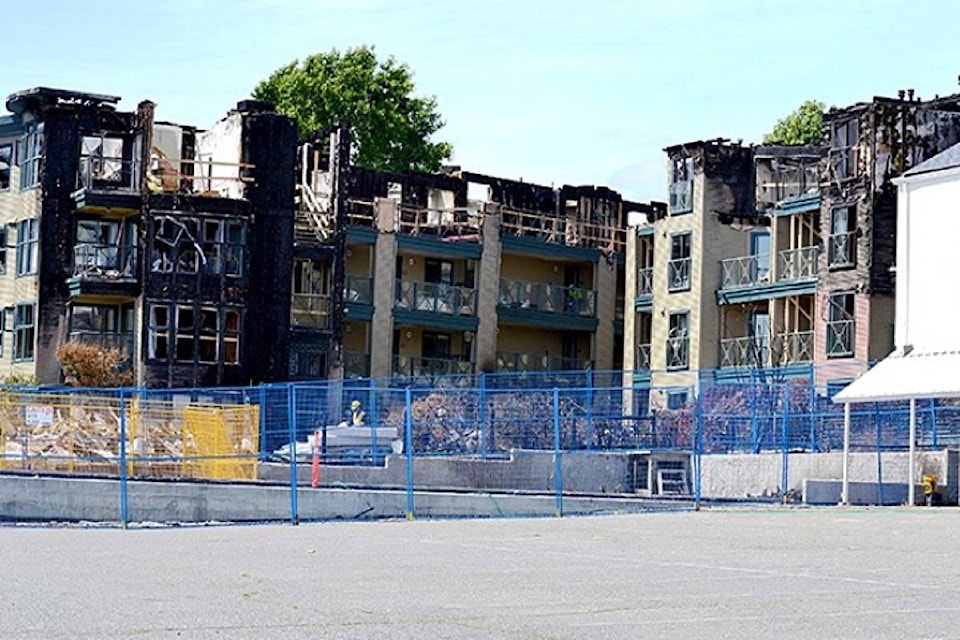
[624,86,960,401]
[0,87,296,387]
[0,89,641,387]
[292,129,639,381]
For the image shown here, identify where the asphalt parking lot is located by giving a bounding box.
[3,507,959,639]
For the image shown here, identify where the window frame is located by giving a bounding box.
[13,302,35,362]
[826,291,856,358]
[18,125,43,191]
[827,205,856,269]
[667,231,692,292]
[666,310,690,370]
[0,142,12,192]
[15,218,39,277]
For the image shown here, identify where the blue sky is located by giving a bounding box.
[4,0,960,201]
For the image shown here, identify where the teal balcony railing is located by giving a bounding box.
[498,278,596,317]
[393,355,473,378]
[396,280,477,315]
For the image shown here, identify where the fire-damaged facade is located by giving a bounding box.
[623,86,960,401]
[293,129,642,382]
[0,87,642,387]
[0,87,296,387]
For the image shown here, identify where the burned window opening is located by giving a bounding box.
[74,219,137,280]
[148,303,242,365]
[18,125,43,190]
[151,215,245,277]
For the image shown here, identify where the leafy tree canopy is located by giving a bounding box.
[253,45,452,173]
[763,100,825,145]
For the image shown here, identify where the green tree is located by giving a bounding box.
[253,45,452,173]
[763,100,825,145]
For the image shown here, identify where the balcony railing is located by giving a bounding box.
[73,244,138,280]
[777,330,814,364]
[667,258,691,292]
[637,267,653,297]
[719,336,771,368]
[396,280,477,316]
[828,231,855,268]
[68,331,134,356]
[495,351,591,373]
[77,156,140,192]
[668,180,693,214]
[827,320,855,357]
[343,351,370,378]
[777,246,819,282]
[393,355,473,379]
[346,274,373,305]
[720,255,770,289]
[291,292,331,330]
[665,336,689,369]
[499,279,596,317]
[636,344,651,370]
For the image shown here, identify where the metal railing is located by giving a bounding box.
[343,351,371,378]
[495,351,592,373]
[777,246,819,281]
[147,157,255,199]
[68,331,134,356]
[499,278,596,317]
[290,293,331,330]
[667,258,691,292]
[345,275,374,306]
[77,156,140,191]
[637,267,653,297]
[636,344,651,370]
[777,330,814,364]
[719,255,770,289]
[668,180,693,214]
[73,244,138,280]
[719,336,771,368]
[828,231,855,268]
[827,320,855,357]
[665,336,689,369]
[393,355,473,379]
[396,280,477,316]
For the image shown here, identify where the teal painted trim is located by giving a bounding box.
[0,116,23,137]
[497,305,598,331]
[393,308,479,331]
[716,279,817,305]
[710,363,814,382]
[397,234,482,259]
[635,295,653,312]
[775,194,821,217]
[635,226,654,236]
[501,235,601,262]
[613,319,624,334]
[633,370,652,383]
[344,303,374,322]
[346,227,377,245]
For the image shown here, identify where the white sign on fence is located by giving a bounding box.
[25,405,54,426]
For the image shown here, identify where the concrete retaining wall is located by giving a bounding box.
[0,474,679,524]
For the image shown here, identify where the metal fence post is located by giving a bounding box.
[930,398,938,449]
[553,388,562,517]
[369,378,378,466]
[694,381,703,510]
[585,369,594,450]
[479,373,487,459]
[258,384,267,464]
[781,382,790,504]
[288,384,299,525]
[118,386,129,529]
[875,402,883,506]
[405,387,414,520]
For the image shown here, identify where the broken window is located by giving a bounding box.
[150,303,241,364]
[830,119,859,180]
[79,134,125,187]
[827,206,856,268]
[0,143,12,191]
[291,259,330,329]
[223,310,240,364]
[148,305,170,359]
[69,304,133,353]
[151,215,244,277]
[0,228,7,275]
[74,219,137,278]
[18,125,43,190]
[15,219,39,276]
[13,303,35,362]
[668,156,693,214]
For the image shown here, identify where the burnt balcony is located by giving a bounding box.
[68,244,139,298]
[498,278,597,331]
[717,246,819,304]
[291,292,331,331]
[495,351,592,373]
[73,157,142,214]
[393,355,473,381]
[67,331,135,357]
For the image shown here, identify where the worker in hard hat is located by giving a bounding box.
[350,400,365,426]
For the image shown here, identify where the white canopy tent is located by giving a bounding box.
[832,349,960,505]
